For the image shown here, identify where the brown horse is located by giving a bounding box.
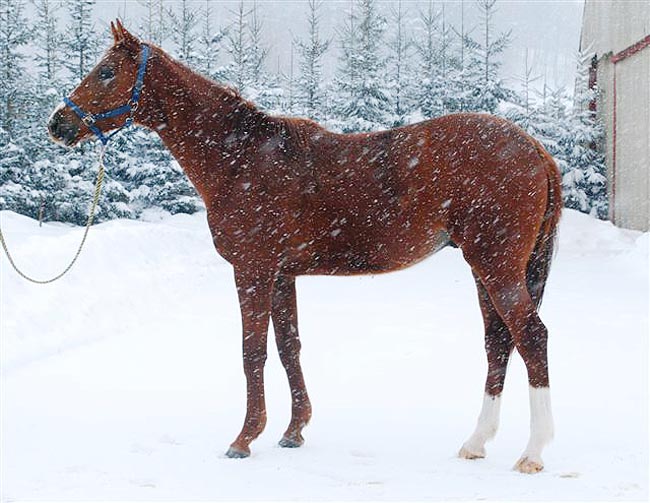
[48,21,561,473]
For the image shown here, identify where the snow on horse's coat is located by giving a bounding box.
[48,20,562,473]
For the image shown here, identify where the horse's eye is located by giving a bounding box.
[99,66,115,81]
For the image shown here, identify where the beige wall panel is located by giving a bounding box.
[614,52,650,231]
[596,59,615,218]
[581,1,650,56]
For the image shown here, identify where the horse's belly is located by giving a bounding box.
[378,227,451,272]
[305,226,451,276]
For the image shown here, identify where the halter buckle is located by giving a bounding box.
[129,99,139,112]
[82,114,96,127]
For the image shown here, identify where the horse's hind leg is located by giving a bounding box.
[476,267,554,473]
[272,275,312,448]
[459,274,514,460]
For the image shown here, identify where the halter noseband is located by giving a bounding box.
[63,44,151,145]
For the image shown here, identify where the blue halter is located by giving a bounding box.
[63,44,151,145]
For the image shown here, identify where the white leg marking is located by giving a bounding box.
[459,393,502,459]
[515,386,554,473]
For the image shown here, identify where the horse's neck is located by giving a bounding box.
[141,51,264,199]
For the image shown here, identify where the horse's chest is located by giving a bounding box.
[206,188,302,264]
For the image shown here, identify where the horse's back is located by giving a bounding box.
[289,113,557,276]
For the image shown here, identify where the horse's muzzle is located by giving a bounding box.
[48,111,79,146]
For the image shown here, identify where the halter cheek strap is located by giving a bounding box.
[63,43,151,145]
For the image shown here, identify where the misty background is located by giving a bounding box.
[25,0,584,94]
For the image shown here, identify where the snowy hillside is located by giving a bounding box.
[1,209,647,501]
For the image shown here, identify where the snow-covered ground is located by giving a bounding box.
[1,208,647,501]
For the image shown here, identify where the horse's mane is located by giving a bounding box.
[154,49,254,109]
[153,44,327,160]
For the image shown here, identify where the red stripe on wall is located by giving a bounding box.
[611,34,650,63]
[612,66,617,223]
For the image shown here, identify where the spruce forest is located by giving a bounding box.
[0,0,607,224]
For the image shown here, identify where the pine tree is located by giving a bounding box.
[294,0,330,120]
[217,1,281,110]
[62,0,100,82]
[245,1,282,110]
[437,3,463,114]
[196,0,226,78]
[104,130,201,218]
[562,49,607,218]
[26,0,63,161]
[332,0,391,132]
[247,1,268,90]
[169,0,199,67]
[31,0,60,82]
[138,0,167,47]
[0,0,31,137]
[413,1,443,119]
[0,127,36,215]
[222,0,251,92]
[506,49,541,134]
[462,0,511,113]
[386,0,411,124]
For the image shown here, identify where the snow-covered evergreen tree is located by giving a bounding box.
[168,0,199,67]
[25,0,62,161]
[437,3,462,114]
[413,1,444,119]
[62,0,100,82]
[245,1,283,110]
[506,49,542,134]
[332,0,392,132]
[294,0,330,120]
[561,49,607,218]
[196,0,226,78]
[221,1,251,92]
[0,128,37,215]
[462,0,511,113]
[216,1,282,110]
[247,1,268,89]
[0,0,31,137]
[386,0,411,125]
[508,49,607,219]
[138,0,167,47]
[105,130,201,218]
[31,0,61,82]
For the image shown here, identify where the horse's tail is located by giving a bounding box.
[527,145,563,309]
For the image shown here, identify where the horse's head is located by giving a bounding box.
[48,20,147,147]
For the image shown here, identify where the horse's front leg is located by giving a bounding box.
[272,274,312,448]
[225,268,275,459]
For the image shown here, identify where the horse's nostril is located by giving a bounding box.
[48,112,78,145]
[48,114,61,137]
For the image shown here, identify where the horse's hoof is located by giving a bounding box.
[458,444,485,460]
[225,446,250,459]
[514,456,544,474]
[279,436,304,448]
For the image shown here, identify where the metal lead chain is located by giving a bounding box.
[0,145,107,284]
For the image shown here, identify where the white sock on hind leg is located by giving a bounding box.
[520,386,554,464]
[461,393,502,457]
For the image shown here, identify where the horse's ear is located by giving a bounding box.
[110,21,121,44]
[114,18,140,49]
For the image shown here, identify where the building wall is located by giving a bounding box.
[581,1,650,56]
[614,51,650,230]
[581,1,650,231]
